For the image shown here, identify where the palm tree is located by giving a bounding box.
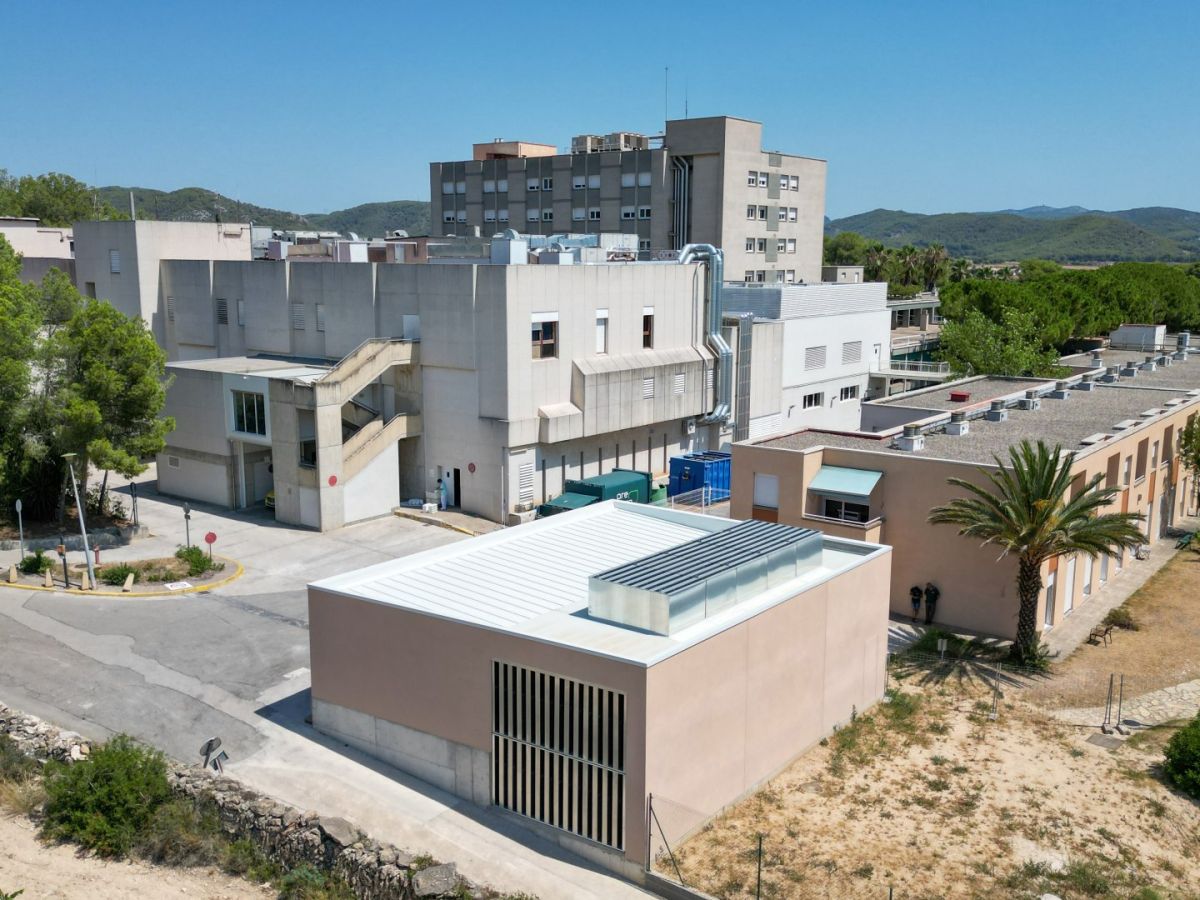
[928,440,1144,665]
[949,258,971,283]
[920,243,949,291]
[896,245,921,286]
[864,244,889,282]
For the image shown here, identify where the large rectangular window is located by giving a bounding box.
[532,315,558,359]
[492,661,625,851]
[232,391,266,436]
[822,497,870,522]
[642,310,654,349]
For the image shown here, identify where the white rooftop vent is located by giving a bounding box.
[1140,408,1163,419]
[946,410,970,436]
[1100,365,1121,383]
[1080,433,1109,446]
[1090,349,1104,368]
[1142,355,1158,372]
[1049,380,1071,400]
[1164,397,1185,407]
[1111,419,1138,432]
[1077,372,1097,392]
[985,399,1008,422]
[896,423,925,452]
[1018,389,1041,411]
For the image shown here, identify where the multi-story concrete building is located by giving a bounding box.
[72,220,252,343]
[729,340,1200,639]
[430,116,826,284]
[151,231,894,527]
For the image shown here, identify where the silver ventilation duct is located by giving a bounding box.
[679,244,731,425]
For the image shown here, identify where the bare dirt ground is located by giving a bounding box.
[0,813,268,900]
[664,675,1200,899]
[1038,550,1200,706]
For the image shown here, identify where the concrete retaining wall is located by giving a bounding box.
[0,524,150,552]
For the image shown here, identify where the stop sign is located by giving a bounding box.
[204,532,217,545]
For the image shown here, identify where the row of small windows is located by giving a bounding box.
[744,270,797,283]
[745,238,798,254]
[747,170,801,191]
[447,207,651,225]
[745,205,800,222]
[531,310,655,360]
[800,384,860,412]
[443,172,653,195]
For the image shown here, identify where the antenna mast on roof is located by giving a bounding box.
[664,67,668,123]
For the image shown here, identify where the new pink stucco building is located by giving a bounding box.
[308,501,891,879]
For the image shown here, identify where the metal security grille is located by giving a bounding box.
[216,299,229,325]
[492,661,625,850]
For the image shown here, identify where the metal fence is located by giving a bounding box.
[650,487,730,518]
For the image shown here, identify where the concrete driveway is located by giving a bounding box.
[0,471,649,899]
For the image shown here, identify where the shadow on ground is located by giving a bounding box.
[253,689,631,883]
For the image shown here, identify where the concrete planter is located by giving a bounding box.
[0,523,150,552]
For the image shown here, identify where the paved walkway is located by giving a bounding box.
[1042,515,1200,659]
[1051,677,1200,728]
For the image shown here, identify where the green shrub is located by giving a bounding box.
[278,864,354,900]
[135,798,223,867]
[41,734,172,857]
[1103,606,1138,630]
[17,551,53,576]
[0,734,36,781]
[1162,712,1200,799]
[100,563,138,586]
[223,837,280,883]
[174,545,223,577]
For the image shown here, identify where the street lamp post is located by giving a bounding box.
[14,499,24,561]
[62,453,96,589]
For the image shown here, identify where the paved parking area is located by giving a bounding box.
[0,470,647,899]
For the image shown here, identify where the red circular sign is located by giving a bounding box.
[328,475,338,486]
[468,463,476,474]
[204,532,217,545]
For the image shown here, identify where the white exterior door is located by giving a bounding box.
[1062,557,1076,615]
[1044,572,1056,628]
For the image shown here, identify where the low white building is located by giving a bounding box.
[0,216,74,282]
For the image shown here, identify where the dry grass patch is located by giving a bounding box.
[1029,551,1200,708]
[664,681,1200,899]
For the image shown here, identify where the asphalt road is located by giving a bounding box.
[0,472,648,899]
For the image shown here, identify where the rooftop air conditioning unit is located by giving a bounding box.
[985,399,1008,422]
[1089,350,1104,368]
[1018,390,1041,411]
[1077,373,1097,392]
[1049,380,1071,400]
[1100,365,1120,383]
[1141,355,1157,372]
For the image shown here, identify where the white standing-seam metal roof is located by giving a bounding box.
[310,501,889,666]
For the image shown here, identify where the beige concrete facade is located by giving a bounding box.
[731,366,1200,639]
[73,220,252,343]
[431,116,826,284]
[0,216,74,282]
[307,505,890,876]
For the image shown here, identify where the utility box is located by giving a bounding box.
[537,469,653,517]
[668,451,732,500]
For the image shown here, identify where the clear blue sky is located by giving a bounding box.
[2,0,1197,219]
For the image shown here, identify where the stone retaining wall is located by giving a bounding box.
[0,524,150,552]
[0,703,499,899]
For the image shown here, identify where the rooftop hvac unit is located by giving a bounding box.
[1018,390,1041,411]
[896,423,925,452]
[985,400,1008,422]
[1049,380,1072,400]
[946,410,970,436]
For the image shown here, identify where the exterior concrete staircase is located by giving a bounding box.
[343,413,422,480]
[314,338,417,407]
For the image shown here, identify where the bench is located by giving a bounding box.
[1088,623,1114,646]
[1177,533,1195,550]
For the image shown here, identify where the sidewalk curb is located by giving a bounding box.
[0,556,245,598]
[392,509,478,537]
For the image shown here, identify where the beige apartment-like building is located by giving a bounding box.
[430,116,827,284]
[730,343,1200,638]
[309,500,891,880]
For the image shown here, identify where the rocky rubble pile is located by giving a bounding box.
[0,702,498,899]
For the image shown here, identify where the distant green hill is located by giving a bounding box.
[96,186,430,238]
[826,207,1198,263]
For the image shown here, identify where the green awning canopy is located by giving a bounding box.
[808,466,883,502]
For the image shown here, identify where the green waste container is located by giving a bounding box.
[650,484,668,503]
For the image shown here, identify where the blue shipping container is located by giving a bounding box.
[668,451,732,500]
